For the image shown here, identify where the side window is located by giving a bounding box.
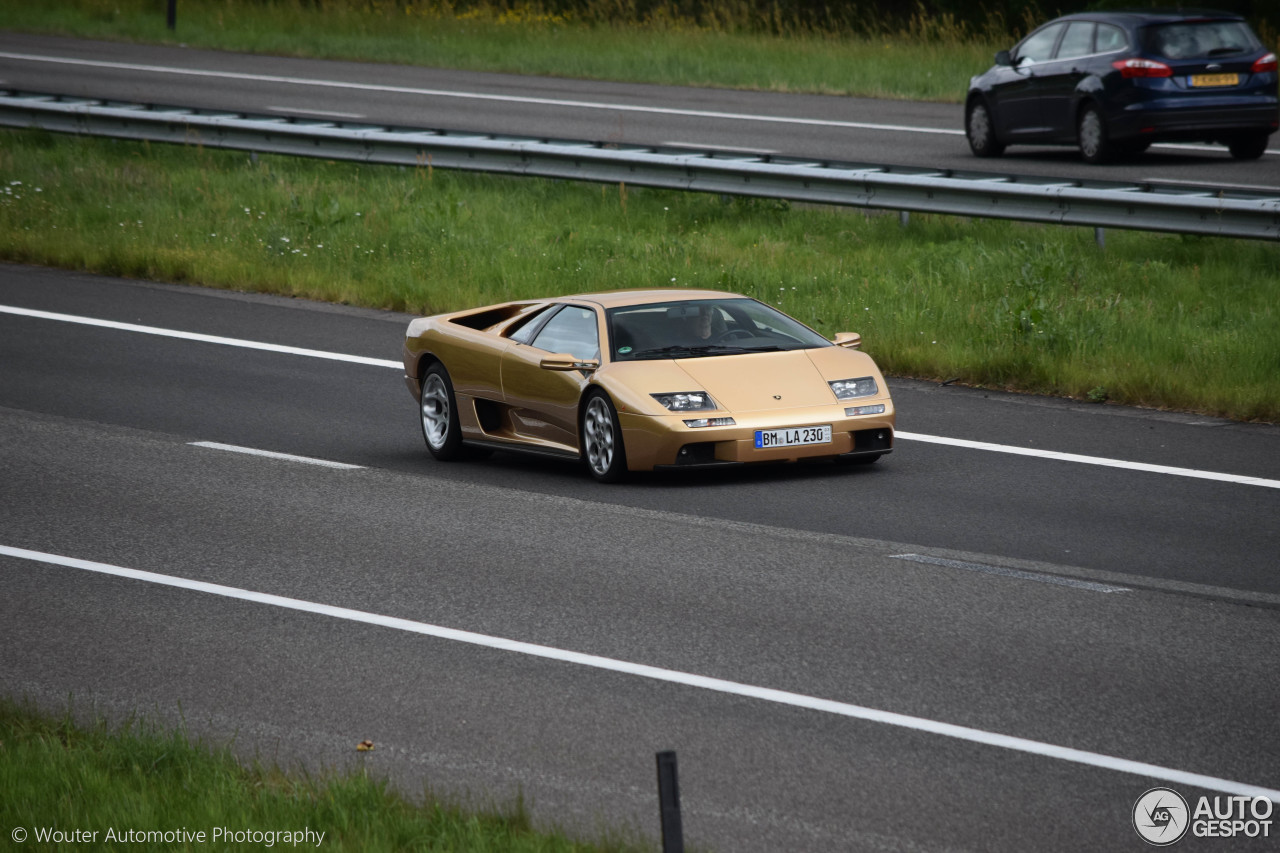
[1056,22,1096,60]
[530,306,600,362]
[1096,24,1127,53]
[1016,23,1064,64]
[507,305,556,344]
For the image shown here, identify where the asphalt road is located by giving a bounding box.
[2,266,1279,852]
[2,31,1280,192]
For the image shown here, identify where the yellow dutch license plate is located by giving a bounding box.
[1190,73,1239,88]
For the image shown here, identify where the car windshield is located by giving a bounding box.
[1144,21,1260,61]
[607,298,831,361]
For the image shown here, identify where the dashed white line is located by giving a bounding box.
[2,543,1276,802]
[4,303,1276,489]
[189,441,364,469]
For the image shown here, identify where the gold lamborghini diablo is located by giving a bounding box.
[403,289,895,482]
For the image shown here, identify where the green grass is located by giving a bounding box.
[0,0,1000,102]
[0,698,644,852]
[3,128,1278,421]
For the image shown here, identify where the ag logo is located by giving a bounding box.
[1133,788,1190,846]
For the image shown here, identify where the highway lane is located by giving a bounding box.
[2,265,1279,598]
[2,266,1279,850]
[3,32,1280,192]
[2,388,1279,852]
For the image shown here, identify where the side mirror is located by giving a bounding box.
[539,353,599,372]
[995,49,1012,67]
[832,332,862,349]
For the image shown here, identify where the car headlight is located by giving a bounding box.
[652,392,716,411]
[829,377,878,400]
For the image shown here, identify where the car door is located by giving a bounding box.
[499,304,601,451]
[1037,20,1097,139]
[995,22,1066,139]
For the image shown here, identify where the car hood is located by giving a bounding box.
[674,348,877,413]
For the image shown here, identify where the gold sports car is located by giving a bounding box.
[402,289,895,482]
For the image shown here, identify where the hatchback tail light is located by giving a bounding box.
[1113,58,1173,78]
[1253,53,1278,74]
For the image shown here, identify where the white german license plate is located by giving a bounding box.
[1190,73,1239,88]
[754,425,832,449]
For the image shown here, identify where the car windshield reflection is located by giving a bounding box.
[608,298,829,361]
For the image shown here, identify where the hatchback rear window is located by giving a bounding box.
[1145,21,1260,61]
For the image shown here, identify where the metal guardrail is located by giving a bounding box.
[3,89,1280,241]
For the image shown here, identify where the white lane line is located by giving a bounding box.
[265,106,366,120]
[896,431,1280,490]
[189,441,364,469]
[0,51,963,135]
[0,305,402,369]
[892,554,1130,593]
[662,141,781,155]
[6,303,1276,490]
[2,543,1276,802]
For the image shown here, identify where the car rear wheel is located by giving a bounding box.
[1077,105,1114,165]
[1228,133,1270,160]
[966,100,1005,157]
[420,363,465,461]
[581,391,627,483]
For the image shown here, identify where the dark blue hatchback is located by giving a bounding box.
[965,10,1278,163]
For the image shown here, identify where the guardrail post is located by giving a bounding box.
[167,0,176,29]
[899,210,910,228]
[656,751,684,853]
[1095,227,1105,249]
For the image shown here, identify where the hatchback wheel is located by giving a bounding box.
[1077,105,1114,165]
[966,101,1004,157]
[1228,133,1270,160]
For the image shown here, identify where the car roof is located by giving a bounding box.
[562,289,740,308]
[1050,9,1247,27]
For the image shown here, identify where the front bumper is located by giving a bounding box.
[619,402,896,471]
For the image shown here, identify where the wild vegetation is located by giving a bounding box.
[0,698,644,852]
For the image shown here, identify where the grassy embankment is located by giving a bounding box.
[0,698,644,851]
[3,128,1278,421]
[5,2,1278,421]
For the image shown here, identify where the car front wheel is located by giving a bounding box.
[420,363,465,461]
[966,100,1005,157]
[1078,105,1115,164]
[581,391,627,483]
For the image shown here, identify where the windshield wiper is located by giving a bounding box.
[629,344,764,359]
[1207,46,1245,57]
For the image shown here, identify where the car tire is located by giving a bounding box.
[966,100,1005,158]
[581,390,628,483]
[1078,105,1115,164]
[419,363,466,461]
[1228,133,1270,160]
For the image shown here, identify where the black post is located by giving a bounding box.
[656,751,684,853]
[167,0,176,30]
